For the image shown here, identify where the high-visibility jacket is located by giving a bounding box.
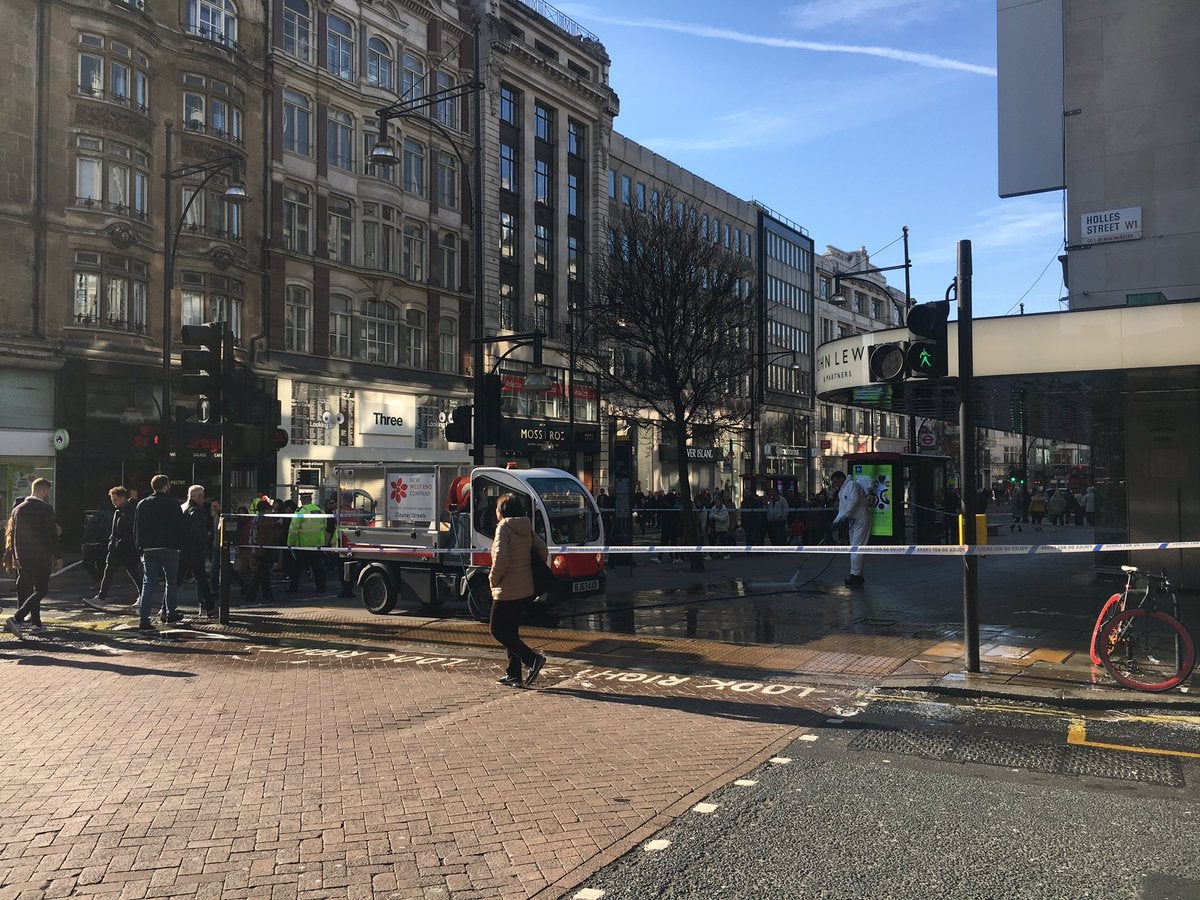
[287,502,326,547]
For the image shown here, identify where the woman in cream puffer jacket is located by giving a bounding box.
[489,493,549,686]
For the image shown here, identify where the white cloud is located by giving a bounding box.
[784,0,953,31]
[569,12,995,76]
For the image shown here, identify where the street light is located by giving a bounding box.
[370,24,486,462]
[161,119,249,472]
[747,349,802,494]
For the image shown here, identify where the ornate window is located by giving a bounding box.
[329,295,352,359]
[327,108,354,171]
[434,71,456,127]
[282,185,311,253]
[187,0,238,48]
[402,309,425,368]
[283,90,311,155]
[326,14,355,81]
[438,232,458,290]
[367,37,393,89]
[78,35,150,113]
[327,196,353,263]
[284,284,312,353]
[438,316,457,373]
[72,252,149,334]
[402,138,424,195]
[74,137,150,221]
[182,72,243,144]
[436,151,457,208]
[360,299,398,365]
[402,223,425,282]
[401,52,424,103]
[282,0,311,61]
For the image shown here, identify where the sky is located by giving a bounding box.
[559,0,1068,319]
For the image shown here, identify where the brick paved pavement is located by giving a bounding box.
[0,634,835,899]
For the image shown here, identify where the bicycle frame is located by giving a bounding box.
[1092,565,1190,683]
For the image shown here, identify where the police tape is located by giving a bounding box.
[233,540,1200,557]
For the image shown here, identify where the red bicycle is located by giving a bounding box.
[1091,565,1194,692]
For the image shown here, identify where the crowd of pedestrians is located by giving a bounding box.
[1007,483,1095,533]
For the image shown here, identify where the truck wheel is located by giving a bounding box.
[361,571,397,615]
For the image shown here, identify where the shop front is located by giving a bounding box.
[496,417,601,488]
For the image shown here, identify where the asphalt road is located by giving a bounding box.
[573,695,1200,900]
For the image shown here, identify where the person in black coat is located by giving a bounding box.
[83,486,143,609]
[180,485,215,617]
[6,478,62,636]
[133,474,185,630]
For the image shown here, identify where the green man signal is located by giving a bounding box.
[904,300,949,378]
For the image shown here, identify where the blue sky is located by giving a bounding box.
[561,0,1067,319]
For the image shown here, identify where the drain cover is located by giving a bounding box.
[952,735,1063,773]
[847,729,957,760]
[1061,746,1184,787]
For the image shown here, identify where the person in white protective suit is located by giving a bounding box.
[830,471,871,587]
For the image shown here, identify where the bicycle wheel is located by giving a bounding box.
[1097,608,1195,692]
[1090,593,1123,666]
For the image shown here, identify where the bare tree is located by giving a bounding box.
[583,194,758,553]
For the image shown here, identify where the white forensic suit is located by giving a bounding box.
[832,477,872,577]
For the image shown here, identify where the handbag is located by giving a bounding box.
[530,547,555,596]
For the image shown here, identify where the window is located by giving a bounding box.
[290,382,332,446]
[73,136,150,219]
[178,274,242,342]
[568,173,580,217]
[361,299,398,365]
[567,236,581,282]
[818,275,830,300]
[72,253,148,334]
[621,175,630,205]
[327,109,353,171]
[328,295,352,359]
[282,90,311,155]
[499,84,519,125]
[326,14,355,81]
[439,232,458,290]
[367,37,392,89]
[438,316,457,373]
[635,183,645,210]
[78,36,150,112]
[402,138,424,195]
[534,159,552,205]
[498,280,517,330]
[436,151,457,208]
[401,52,424,103]
[534,102,554,141]
[327,196,353,263]
[499,211,516,258]
[607,169,615,199]
[282,186,310,253]
[434,71,457,127]
[852,290,864,314]
[533,292,550,333]
[402,309,425,368]
[534,224,551,270]
[499,143,518,193]
[284,285,311,352]
[567,119,585,157]
[362,203,399,272]
[282,0,311,61]
[187,0,238,48]
[402,223,425,282]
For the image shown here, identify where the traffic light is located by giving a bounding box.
[482,374,502,445]
[868,343,908,383]
[180,322,226,422]
[444,405,472,444]
[905,300,949,378]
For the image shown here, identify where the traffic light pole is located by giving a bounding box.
[956,240,981,674]
[218,319,233,626]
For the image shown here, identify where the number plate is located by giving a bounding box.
[573,579,600,593]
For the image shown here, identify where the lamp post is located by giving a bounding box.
[370,24,485,463]
[161,120,249,474]
[829,226,914,452]
[748,349,802,496]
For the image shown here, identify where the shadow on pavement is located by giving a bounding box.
[548,686,824,728]
[4,653,196,678]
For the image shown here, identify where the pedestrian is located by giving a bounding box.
[239,496,277,603]
[181,485,215,617]
[80,499,114,582]
[1009,485,1028,532]
[740,490,764,545]
[286,491,327,594]
[134,473,186,631]
[765,488,789,546]
[1046,487,1067,530]
[1028,490,1047,531]
[1084,486,1096,527]
[5,478,63,637]
[488,492,547,687]
[83,486,143,609]
[830,471,871,587]
[708,497,730,556]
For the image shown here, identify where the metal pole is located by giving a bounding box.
[218,318,232,625]
[567,308,577,475]
[957,240,980,673]
[470,22,485,466]
[161,121,174,475]
[903,225,917,455]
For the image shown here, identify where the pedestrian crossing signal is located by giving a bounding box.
[904,301,949,378]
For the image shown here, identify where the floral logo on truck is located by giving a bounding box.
[390,478,408,504]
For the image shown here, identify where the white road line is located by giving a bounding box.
[692,802,718,814]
